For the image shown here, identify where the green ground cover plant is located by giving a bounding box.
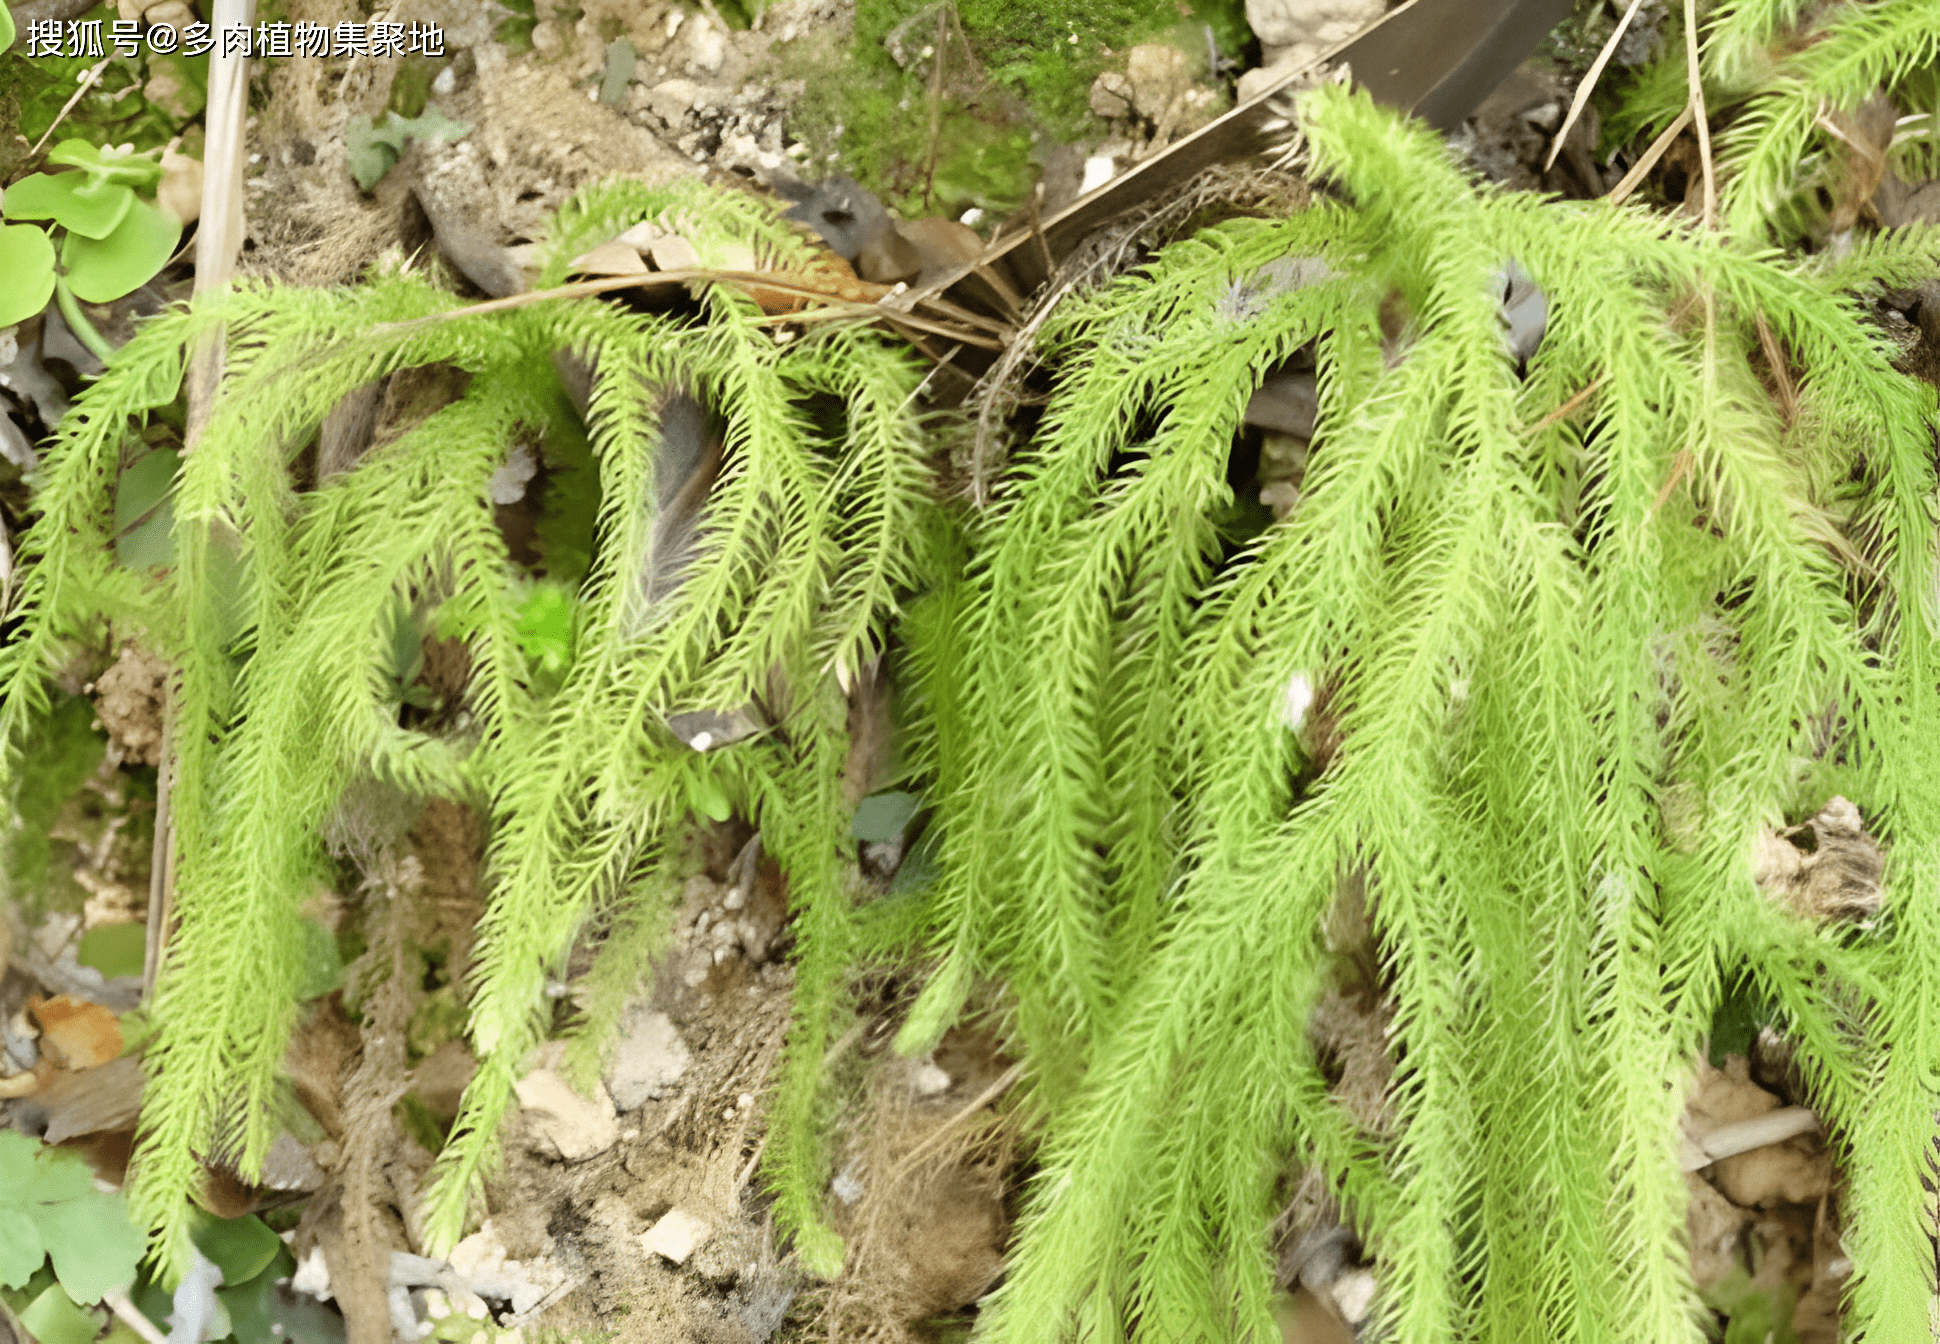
[2,1,1939,1336]
[0,1130,144,1318]
[0,1138,346,1344]
[783,0,1246,217]
[1,139,183,351]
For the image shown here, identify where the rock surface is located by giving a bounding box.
[640,1207,713,1265]
[514,1067,620,1162]
[603,1005,694,1110]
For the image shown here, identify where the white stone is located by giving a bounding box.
[639,1208,711,1265]
[489,444,537,505]
[1244,0,1381,50]
[831,1162,864,1205]
[1281,672,1314,733]
[604,1006,693,1110]
[647,78,700,124]
[514,1068,620,1162]
[290,1246,333,1302]
[1080,156,1116,195]
[447,1222,508,1280]
[142,0,195,34]
[910,1062,952,1097]
[1332,1268,1377,1325]
[686,18,726,75]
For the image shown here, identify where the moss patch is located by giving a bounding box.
[782,0,1248,215]
[1,696,109,918]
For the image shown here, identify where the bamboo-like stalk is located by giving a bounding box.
[144,0,255,1002]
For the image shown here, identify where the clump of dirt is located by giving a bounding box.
[88,645,169,768]
[238,0,856,291]
[1680,1051,1848,1342]
[817,1024,1017,1342]
[1752,796,1885,924]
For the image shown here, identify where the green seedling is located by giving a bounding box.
[344,109,472,191]
[0,1132,144,1308]
[512,579,576,679]
[853,790,920,843]
[1,139,183,361]
[78,922,149,980]
[124,1212,347,1344]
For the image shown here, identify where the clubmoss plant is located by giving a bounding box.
[0,179,941,1277]
[896,84,1940,1342]
[3,36,1940,1344]
[1604,0,1940,239]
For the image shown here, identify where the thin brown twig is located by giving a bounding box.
[730,1019,866,1193]
[149,0,254,998]
[1665,285,1708,331]
[29,56,112,158]
[964,163,1307,504]
[1754,310,1798,425]
[1653,281,1716,514]
[888,1062,1022,1181]
[1608,102,1695,207]
[1527,374,1606,435]
[1683,0,1715,228]
[1028,181,1055,283]
[882,279,1015,334]
[1651,447,1693,514]
[1813,102,1868,157]
[921,3,948,210]
[1546,0,1655,172]
[103,1291,169,1344]
[371,270,1010,349]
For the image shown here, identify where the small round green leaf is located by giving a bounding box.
[220,1245,350,1344]
[0,5,16,52]
[0,1133,41,1193]
[115,447,181,570]
[47,140,164,193]
[61,199,182,303]
[853,791,920,842]
[0,1206,45,1290]
[37,1187,142,1304]
[79,923,148,980]
[191,1213,281,1287]
[20,1285,103,1344]
[4,173,135,240]
[0,224,57,327]
[296,919,345,1000]
[23,1143,94,1205]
